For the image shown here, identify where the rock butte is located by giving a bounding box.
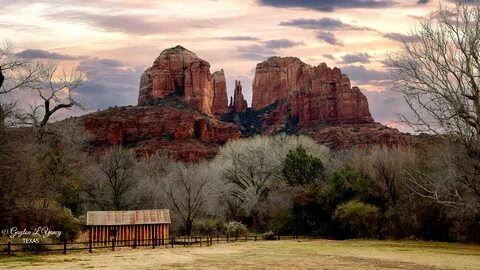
[83,45,416,161]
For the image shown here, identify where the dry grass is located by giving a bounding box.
[0,239,479,270]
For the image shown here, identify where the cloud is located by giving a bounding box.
[263,39,304,49]
[383,32,420,43]
[340,52,371,64]
[76,57,142,109]
[280,18,373,31]
[316,31,343,46]
[363,89,411,130]
[219,36,259,41]
[236,39,304,60]
[46,11,181,35]
[258,0,397,12]
[16,49,83,60]
[323,54,336,61]
[340,65,390,84]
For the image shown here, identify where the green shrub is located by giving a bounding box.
[49,207,83,242]
[283,145,325,186]
[333,200,379,239]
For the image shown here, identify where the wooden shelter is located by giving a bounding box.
[86,209,170,245]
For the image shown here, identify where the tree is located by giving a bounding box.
[388,2,480,210]
[161,162,212,235]
[0,41,42,128]
[283,145,325,186]
[16,61,84,138]
[216,135,329,230]
[83,147,140,210]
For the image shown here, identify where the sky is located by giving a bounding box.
[0,0,461,130]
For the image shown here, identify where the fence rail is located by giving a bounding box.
[0,235,303,256]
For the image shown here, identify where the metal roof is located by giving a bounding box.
[86,209,171,226]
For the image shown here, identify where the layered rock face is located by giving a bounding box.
[231,80,248,112]
[211,70,229,115]
[138,45,228,116]
[252,57,373,126]
[84,105,242,161]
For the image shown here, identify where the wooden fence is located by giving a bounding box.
[0,235,302,256]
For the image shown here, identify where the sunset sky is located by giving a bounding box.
[0,0,461,130]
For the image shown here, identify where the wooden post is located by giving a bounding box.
[89,239,92,253]
[200,235,202,247]
[133,237,136,249]
[7,242,11,256]
[217,235,219,243]
[112,238,115,251]
[63,240,67,254]
[226,234,229,243]
[152,236,155,249]
[35,243,39,255]
[235,233,238,242]
[171,237,174,248]
[245,234,247,242]
[255,235,257,241]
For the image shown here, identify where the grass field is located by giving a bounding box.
[1,239,479,270]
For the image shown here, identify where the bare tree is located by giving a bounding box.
[0,41,41,128]
[83,147,141,210]
[162,162,212,235]
[16,61,84,136]
[216,134,329,228]
[388,1,480,210]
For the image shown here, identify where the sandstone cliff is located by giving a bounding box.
[138,45,229,116]
[84,100,242,161]
[84,46,417,162]
[211,70,229,115]
[252,57,373,126]
[231,80,248,112]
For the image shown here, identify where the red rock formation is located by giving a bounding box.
[138,45,220,115]
[252,57,373,126]
[300,123,418,150]
[232,80,248,112]
[84,105,242,161]
[252,57,311,110]
[211,70,229,115]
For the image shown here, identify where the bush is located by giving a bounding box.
[49,207,83,242]
[283,145,325,186]
[262,231,277,240]
[225,221,248,237]
[333,200,379,239]
[193,218,225,236]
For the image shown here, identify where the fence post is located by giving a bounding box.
[89,239,92,253]
[153,236,156,249]
[112,239,115,251]
[278,235,280,240]
[63,240,67,254]
[255,235,257,241]
[245,235,247,242]
[210,236,213,246]
[7,242,11,256]
[226,234,229,243]
[133,238,136,249]
[235,234,238,242]
[35,243,39,255]
[171,237,174,248]
[217,235,219,243]
[200,235,202,247]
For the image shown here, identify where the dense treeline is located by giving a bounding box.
[1,123,479,242]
